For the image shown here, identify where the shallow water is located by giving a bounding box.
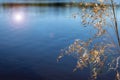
[0,6,119,80]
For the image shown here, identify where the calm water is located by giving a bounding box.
[0,6,120,80]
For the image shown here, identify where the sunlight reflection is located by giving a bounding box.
[12,11,25,23]
[10,10,27,29]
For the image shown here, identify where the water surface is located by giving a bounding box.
[0,5,119,80]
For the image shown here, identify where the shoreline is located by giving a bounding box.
[0,2,119,7]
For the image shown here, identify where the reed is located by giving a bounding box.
[111,0,120,47]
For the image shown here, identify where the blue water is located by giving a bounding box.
[0,6,119,80]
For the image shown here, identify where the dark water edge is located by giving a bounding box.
[0,2,120,7]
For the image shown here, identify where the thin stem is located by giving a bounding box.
[111,0,120,47]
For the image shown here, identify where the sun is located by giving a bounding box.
[13,12,24,23]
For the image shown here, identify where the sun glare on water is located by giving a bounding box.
[10,11,27,29]
[13,12,24,23]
